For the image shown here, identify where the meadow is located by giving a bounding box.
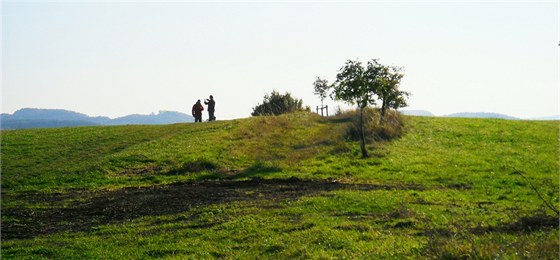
[1,112,558,258]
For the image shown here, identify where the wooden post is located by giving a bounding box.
[316,105,328,117]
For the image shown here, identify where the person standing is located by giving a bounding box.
[204,95,216,121]
[192,99,204,123]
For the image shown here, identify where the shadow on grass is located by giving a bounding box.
[327,116,354,124]
[165,158,220,175]
[471,213,559,234]
[230,161,282,179]
[3,178,424,240]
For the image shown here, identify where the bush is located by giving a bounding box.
[251,91,310,116]
[166,158,220,175]
[344,108,405,142]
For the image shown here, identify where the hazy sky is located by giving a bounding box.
[2,1,558,119]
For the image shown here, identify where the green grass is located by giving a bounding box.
[2,112,558,258]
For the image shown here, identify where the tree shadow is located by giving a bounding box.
[327,116,354,124]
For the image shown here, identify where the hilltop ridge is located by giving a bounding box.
[2,112,558,258]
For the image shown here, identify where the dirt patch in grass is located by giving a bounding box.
[470,213,559,234]
[119,165,163,175]
[165,159,221,175]
[2,178,426,240]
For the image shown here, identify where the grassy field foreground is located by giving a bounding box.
[1,112,559,258]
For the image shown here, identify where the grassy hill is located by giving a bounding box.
[2,112,558,258]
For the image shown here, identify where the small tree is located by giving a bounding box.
[313,77,330,107]
[368,60,409,123]
[331,60,373,158]
[331,59,410,158]
[251,90,308,116]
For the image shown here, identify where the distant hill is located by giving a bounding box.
[527,115,560,120]
[444,112,518,120]
[1,108,194,130]
[109,111,194,125]
[401,110,558,120]
[2,108,107,121]
[400,110,435,117]
[0,119,101,130]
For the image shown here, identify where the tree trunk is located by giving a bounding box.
[380,100,387,125]
[359,106,369,158]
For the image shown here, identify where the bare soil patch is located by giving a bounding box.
[2,178,425,240]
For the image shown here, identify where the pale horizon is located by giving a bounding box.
[2,1,558,120]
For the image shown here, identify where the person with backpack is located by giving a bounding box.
[192,99,204,123]
[204,95,216,121]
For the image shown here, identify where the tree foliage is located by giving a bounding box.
[312,77,330,106]
[367,60,409,123]
[331,60,371,109]
[251,91,308,116]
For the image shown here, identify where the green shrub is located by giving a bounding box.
[251,91,310,116]
[166,158,220,175]
[343,107,405,142]
[374,110,405,141]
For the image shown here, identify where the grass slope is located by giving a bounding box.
[2,112,558,258]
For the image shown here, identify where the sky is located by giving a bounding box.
[2,1,558,120]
